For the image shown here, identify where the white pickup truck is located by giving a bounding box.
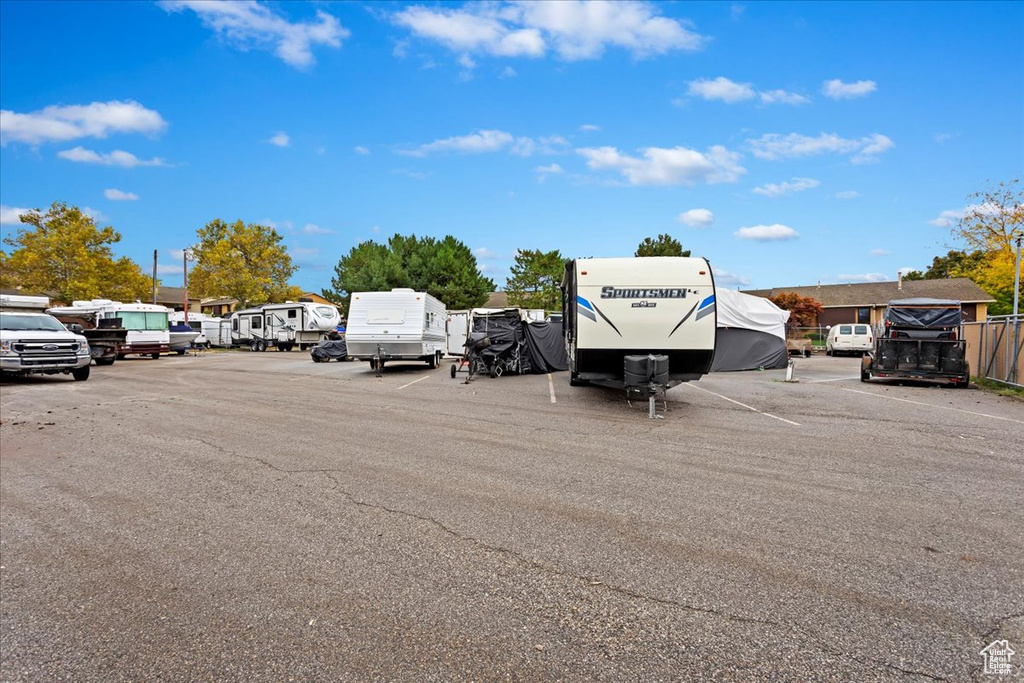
[0,311,92,381]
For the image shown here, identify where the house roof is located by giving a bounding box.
[154,286,201,303]
[485,291,509,308]
[200,296,238,306]
[744,278,994,308]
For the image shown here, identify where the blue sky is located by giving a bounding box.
[1,1,1022,294]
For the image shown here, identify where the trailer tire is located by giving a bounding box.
[250,340,260,352]
[960,362,971,388]
[257,340,267,352]
[95,357,115,366]
[450,364,457,378]
[860,356,871,382]
[116,354,126,361]
[176,349,186,355]
[151,353,161,360]
[428,352,439,369]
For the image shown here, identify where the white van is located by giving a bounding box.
[826,324,873,356]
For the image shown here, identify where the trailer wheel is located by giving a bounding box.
[176,349,186,355]
[116,354,126,361]
[151,353,161,360]
[72,366,90,382]
[959,362,971,388]
[860,356,871,382]
[95,357,115,366]
[257,340,267,352]
[250,340,260,352]
[450,364,457,378]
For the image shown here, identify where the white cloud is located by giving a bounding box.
[393,1,706,62]
[81,207,106,222]
[758,89,810,105]
[157,263,184,275]
[713,267,750,286]
[734,223,799,241]
[577,144,745,186]
[301,223,332,235]
[0,100,167,146]
[269,131,290,147]
[474,247,500,259]
[835,190,860,200]
[404,129,514,156]
[160,0,348,69]
[747,132,893,164]
[0,205,32,225]
[534,162,564,181]
[752,177,819,198]
[290,246,319,257]
[870,248,891,256]
[822,78,877,100]
[927,202,1008,228]
[579,123,600,132]
[897,266,917,276]
[499,66,518,78]
[678,208,714,228]
[730,4,746,20]
[687,77,754,103]
[403,129,567,157]
[391,168,429,180]
[104,188,139,201]
[372,225,381,234]
[934,132,955,144]
[459,53,477,69]
[57,146,167,167]
[354,145,370,155]
[837,272,889,283]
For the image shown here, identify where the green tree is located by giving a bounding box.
[505,249,564,311]
[188,219,298,307]
[325,234,492,312]
[635,234,691,257]
[0,201,151,303]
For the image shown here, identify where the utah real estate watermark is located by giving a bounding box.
[980,640,1015,676]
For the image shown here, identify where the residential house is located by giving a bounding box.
[153,286,202,313]
[744,277,995,327]
[201,297,238,317]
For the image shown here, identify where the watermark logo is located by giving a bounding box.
[981,640,1015,676]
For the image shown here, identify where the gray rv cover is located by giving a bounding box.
[524,321,569,372]
[884,299,962,328]
[711,289,790,372]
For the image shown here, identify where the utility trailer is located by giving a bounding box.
[561,257,717,417]
[861,298,969,387]
[346,289,447,371]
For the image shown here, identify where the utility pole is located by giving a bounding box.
[183,249,189,326]
[151,249,158,304]
[1011,234,1022,383]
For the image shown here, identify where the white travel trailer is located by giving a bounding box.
[561,257,717,411]
[47,300,171,359]
[229,301,340,351]
[446,310,470,356]
[203,317,233,348]
[346,289,447,370]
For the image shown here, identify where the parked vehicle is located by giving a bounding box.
[861,298,969,387]
[826,324,873,356]
[168,311,211,346]
[446,310,470,357]
[202,317,233,348]
[346,289,447,370]
[561,257,717,416]
[46,300,170,359]
[0,311,92,381]
[230,302,340,352]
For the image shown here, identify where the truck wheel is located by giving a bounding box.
[72,366,91,381]
[960,362,971,388]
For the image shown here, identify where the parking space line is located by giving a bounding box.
[840,387,1024,424]
[806,376,861,383]
[398,375,431,390]
[547,373,556,404]
[685,383,801,426]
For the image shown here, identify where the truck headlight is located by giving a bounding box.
[77,342,91,356]
[0,340,12,356]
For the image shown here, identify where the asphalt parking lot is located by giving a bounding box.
[2,350,1022,681]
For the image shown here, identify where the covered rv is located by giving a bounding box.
[561,257,717,390]
[711,289,790,371]
[346,289,447,370]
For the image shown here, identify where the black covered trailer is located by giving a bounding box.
[861,298,970,387]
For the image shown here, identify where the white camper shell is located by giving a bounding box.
[562,257,717,390]
[230,302,340,351]
[346,289,447,369]
[46,300,170,358]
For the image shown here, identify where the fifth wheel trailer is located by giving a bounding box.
[230,302,340,351]
[346,289,447,370]
[561,257,717,404]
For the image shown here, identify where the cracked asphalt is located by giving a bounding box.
[1,351,1022,681]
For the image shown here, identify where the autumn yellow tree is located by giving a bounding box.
[952,179,1023,315]
[0,202,151,303]
[188,219,299,307]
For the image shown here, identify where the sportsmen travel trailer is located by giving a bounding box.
[346,289,447,370]
[562,257,717,414]
[230,301,340,351]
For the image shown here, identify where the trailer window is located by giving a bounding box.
[288,309,297,319]
[368,310,405,324]
[316,306,335,317]
[232,317,238,332]
[251,316,262,329]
